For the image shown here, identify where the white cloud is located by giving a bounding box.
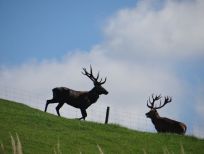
[103,0,204,61]
[0,0,204,137]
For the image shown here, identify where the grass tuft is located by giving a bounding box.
[1,143,5,154]
[97,144,104,154]
[54,138,62,154]
[16,133,23,154]
[10,133,23,154]
[180,144,185,154]
[142,148,147,154]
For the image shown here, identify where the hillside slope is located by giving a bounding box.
[0,99,203,154]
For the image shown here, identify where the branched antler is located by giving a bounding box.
[147,94,162,109]
[147,94,172,109]
[82,65,107,85]
[155,96,172,109]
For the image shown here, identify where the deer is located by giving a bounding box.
[44,66,108,120]
[145,94,187,135]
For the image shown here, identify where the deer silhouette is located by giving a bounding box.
[44,66,108,120]
[146,94,187,135]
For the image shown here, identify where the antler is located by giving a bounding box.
[147,94,172,109]
[82,65,94,82]
[147,94,162,109]
[154,96,172,109]
[82,65,107,85]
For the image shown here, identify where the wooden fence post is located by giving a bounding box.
[105,106,110,124]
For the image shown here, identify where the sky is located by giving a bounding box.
[0,0,204,138]
[0,0,136,65]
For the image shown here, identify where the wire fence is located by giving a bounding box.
[0,84,153,132]
[0,84,203,138]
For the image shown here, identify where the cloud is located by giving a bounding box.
[102,0,204,61]
[0,0,204,137]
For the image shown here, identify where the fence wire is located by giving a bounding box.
[0,84,203,138]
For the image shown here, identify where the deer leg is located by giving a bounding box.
[44,99,58,112]
[79,109,87,120]
[56,102,64,117]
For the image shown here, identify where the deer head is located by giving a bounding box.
[82,65,108,95]
[146,94,172,118]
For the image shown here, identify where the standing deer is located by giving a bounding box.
[145,94,187,134]
[44,66,108,120]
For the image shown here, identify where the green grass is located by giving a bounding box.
[0,99,203,154]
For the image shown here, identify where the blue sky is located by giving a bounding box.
[0,0,204,137]
[0,0,136,65]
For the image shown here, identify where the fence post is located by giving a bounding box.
[105,106,110,124]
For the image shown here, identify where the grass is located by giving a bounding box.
[0,99,204,154]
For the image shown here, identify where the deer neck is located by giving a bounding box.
[151,112,160,125]
[88,88,100,103]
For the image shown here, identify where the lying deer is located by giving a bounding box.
[146,94,187,134]
[44,66,108,120]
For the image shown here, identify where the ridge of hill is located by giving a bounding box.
[0,99,203,154]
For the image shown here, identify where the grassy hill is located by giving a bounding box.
[0,99,203,154]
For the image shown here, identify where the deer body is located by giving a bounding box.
[146,95,187,135]
[44,66,108,120]
[146,109,187,134]
[49,87,100,108]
